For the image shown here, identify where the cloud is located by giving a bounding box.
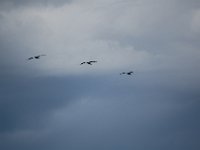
[1,74,200,150]
[0,2,156,76]
[0,0,200,77]
[1,1,198,77]
[0,0,200,150]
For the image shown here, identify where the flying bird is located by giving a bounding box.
[127,71,134,75]
[27,54,46,60]
[27,57,34,60]
[80,60,97,65]
[34,54,46,59]
[80,61,88,65]
[120,72,126,75]
[120,71,134,75]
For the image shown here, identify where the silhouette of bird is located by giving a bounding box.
[120,71,134,75]
[80,62,86,65]
[127,71,134,75]
[120,72,126,75]
[80,60,97,65]
[27,57,34,60]
[27,54,46,60]
[34,54,46,59]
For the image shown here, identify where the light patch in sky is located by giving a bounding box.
[0,2,160,76]
[191,9,200,33]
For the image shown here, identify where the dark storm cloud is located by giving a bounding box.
[0,76,70,132]
[0,75,103,133]
[0,74,119,133]
[0,73,200,150]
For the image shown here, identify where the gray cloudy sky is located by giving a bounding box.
[0,0,200,150]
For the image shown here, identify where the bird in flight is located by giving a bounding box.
[80,60,97,65]
[27,54,46,60]
[28,57,34,60]
[120,71,134,75]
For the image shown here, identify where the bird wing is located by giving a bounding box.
[28,57,33,60]
[87,62,92,65]
[89,61,97,63]
[80,62,86,65]
[127,71,134,75]
[34,56,40,59]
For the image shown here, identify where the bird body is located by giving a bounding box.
[80,62,86,65]
[28,57,34,60]
[27,54,46,60]
[80,60,97,65]
[120,72,126,75]
[127,71,134,75]
[34,55,40,59]
[120,71,134,75]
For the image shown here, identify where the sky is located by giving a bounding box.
[0,0,200,149]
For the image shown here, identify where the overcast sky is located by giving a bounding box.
[0,0,200,150]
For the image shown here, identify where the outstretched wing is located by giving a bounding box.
[127,71,134,75]
[89,61,97,63]
[34,54,46,59]
[34,55,40,59]
[80,62,86,65]
[87,62,93,65]
[27,57,33,60]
